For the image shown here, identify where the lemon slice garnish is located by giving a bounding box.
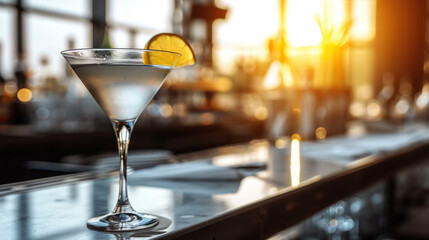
[144,33,196,68]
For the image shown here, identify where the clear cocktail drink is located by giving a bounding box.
[62,48,181,231]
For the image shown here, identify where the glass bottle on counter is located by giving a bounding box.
[0,42,5,98]
[11,61,30,124]
[414,82,429,126]
[299,67,315,140]
[0,42,8,124]
[64,38,88,99]
[100,27,112,48]
[392,76,414,130]
[376,72,395,120]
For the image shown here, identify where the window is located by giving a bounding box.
[214,0,279,74]
[107,0,172,31]
[25,13,90,76]
[23,0,91,18]
[107,0,173,48]
[0,7,16,78]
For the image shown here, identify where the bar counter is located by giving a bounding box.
[1,129,429,239]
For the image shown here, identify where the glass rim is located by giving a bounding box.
[61,47,182,58]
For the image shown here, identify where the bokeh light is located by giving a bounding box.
[17,88,33,103]
[315,127,327,141]
[290,134,301,187]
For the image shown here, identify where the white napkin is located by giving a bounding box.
[300,130,429,162]
[94,150,172,170]
[300,142,371,161]
[129,160,264,181]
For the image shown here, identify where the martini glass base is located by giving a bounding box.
[87,211,159,232]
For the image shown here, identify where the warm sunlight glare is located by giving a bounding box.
[263,61,294,89]
[315,127,327,141]
[275,137,288,149]
[351,0,376,41]
[214,0,279,74]
[286,0,348,47]
[290,134,301,187]
[4,81,18,96]
[254,106,269,120]
[286,0,322,47]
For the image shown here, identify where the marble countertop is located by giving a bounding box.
[1,130,429,240]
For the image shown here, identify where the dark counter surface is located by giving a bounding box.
[0,118,264,184]
[1,129,429,239]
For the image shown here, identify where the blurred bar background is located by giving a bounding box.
[0,0,428,185]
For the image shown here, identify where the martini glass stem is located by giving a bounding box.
[112,119,135,213]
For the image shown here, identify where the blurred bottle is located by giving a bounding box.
[63,38,75,91]
[38,56,61,97]
[0,42,9,124]
[0,70,4,97]
[100,28,112,48]
[11,60,30,124]
[98,28,113,61]
[299,67,315,140]
[414,82,429,126]
[65,38,88,99]
[15,61,27,91]
[173,0,184,35]
[0,42,5,98]
[392,76,414,129]
[376,72,395,120]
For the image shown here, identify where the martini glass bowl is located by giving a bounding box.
[61,48,181,231]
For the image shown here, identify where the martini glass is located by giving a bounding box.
[61,48,181,231]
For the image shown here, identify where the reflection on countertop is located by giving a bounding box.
[0,139,339,240]
[1,129,429,239]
